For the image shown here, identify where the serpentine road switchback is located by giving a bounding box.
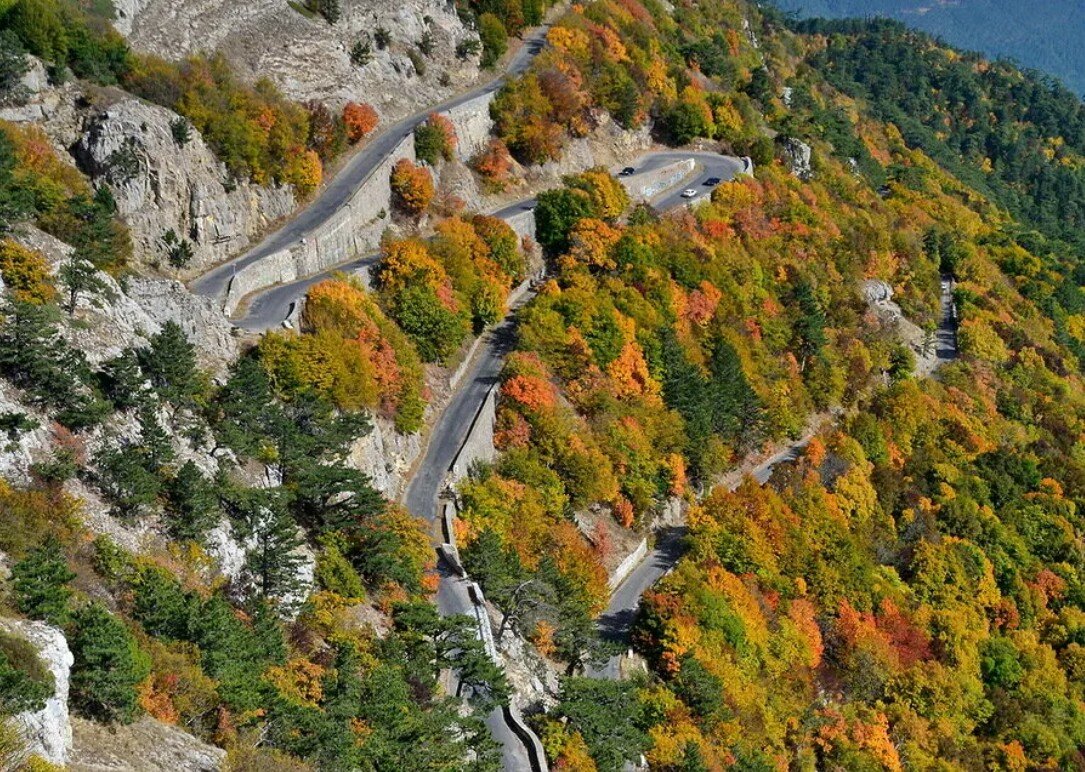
[184,25,747,768]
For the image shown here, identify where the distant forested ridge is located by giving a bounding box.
[771,0,1085,95]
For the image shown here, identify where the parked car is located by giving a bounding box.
[619,166,636,176]
[681,188,698,198]
[704,177,721,186]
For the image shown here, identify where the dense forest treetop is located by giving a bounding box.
[770,0,1085,96]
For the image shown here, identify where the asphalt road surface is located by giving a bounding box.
[188,25,549,302]
[230,151,745,329]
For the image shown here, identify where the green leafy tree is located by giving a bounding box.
[534,188,595,255]
[1,0,68,65]
[413,121,451,166]
[69,602,150,723]
[11,537,74,626]
[478,13,507,68]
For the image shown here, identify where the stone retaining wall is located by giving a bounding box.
[621,158,695,202]
[450,386,498,482]
[223,132,416,315]
[608,538,648,590]
[441,91,497,163]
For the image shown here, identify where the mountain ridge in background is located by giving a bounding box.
[770,0,1085,94]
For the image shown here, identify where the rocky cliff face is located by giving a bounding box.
[69,716,226,772]
[74,99,295,278]
[0,619,74,767]
[122,0,482,117]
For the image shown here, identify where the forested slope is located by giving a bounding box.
[4,0,1085,768]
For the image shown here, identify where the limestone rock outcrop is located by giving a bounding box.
[780,136,813,180]
[69,716,226,772]
[122,0,481,118]
[74,98,294,277]
[0,619,74,767]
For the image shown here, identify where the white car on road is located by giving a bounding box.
[681,188,698,198]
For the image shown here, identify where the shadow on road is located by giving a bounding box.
[595,525,688,643]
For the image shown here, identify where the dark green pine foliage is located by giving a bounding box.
[0,300,107,428]
[139,320,199,405]
[93,443,161,518]
[657,327,764,467]
[131,567,197,641]
[98,349,149,410]
[230,489,306,611]
[0,630,54,716]
[708,335,764,452]
[190,595,284,712]
[57,251,110,315]
[164,461,220,543]
[790,279,827,369]
[136,404,174,469]
[11,537,75,626]
[553,677,651,771]
[69,602,149,723]
[0,128,31,236]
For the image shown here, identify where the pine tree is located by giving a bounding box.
[57,252,109,315]
[98,349,149,410]
[240,496,307,612]
[137,404,174,469]
[165,461,220,543]
[94,443,161,518]
[791,279,827,369]
[69,602,150,723]
[138,321,199,405]
[709,335,764,451]
[11,537,75,626]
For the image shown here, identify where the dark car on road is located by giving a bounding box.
[619,166,636,176]
[704,177,722,186]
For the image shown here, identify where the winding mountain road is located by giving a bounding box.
[187,24,550,302]
[180,25,745,765]
[229,151,745,329]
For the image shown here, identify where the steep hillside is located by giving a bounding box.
[4,0,1085,768]
[771,0,1085,95]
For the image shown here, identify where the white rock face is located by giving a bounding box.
[780,136,813,180]
[0,56,84,150]
[0,619,74,766]
[74,98,295,277]
[69,715,225,772]
[123,0,481,117]
[348,416,423,499]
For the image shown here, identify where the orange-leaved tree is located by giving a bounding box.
[343,102,379,143]
[389,159,434,217]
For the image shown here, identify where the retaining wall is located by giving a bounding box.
[504,208,537,242]
[608,538,648,590]
[450,386,498,482]
[621,158,695,202]
[223,133,416,315]
[440,91,497,163]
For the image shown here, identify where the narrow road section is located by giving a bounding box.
[187,25,550,301]
[231,151,745,329]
